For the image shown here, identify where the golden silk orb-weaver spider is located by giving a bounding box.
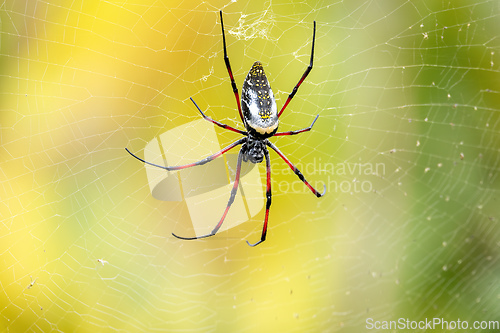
[126,11,325,246]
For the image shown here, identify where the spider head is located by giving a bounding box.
[245,138,265,164]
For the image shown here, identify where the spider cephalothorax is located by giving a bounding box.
[126,11,325,246]
[243,136,266,164]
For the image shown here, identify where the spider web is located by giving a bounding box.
[1,0,500,332]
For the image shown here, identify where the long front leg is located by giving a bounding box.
[172,146,245,240]
[246,147,272,247]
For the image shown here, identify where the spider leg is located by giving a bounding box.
[246,147,271,247]
[274,114,319,136]
[266,141,326,197]
[125,137,245,171]
[172,146,245,240]
[278,21,316,118]
[190,97,247,135]
[219,11,245,125]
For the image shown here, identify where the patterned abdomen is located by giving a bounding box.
[241,61,279,138]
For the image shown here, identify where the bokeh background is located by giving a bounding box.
[1,0,500,332]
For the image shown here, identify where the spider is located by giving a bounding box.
[126,11,325,246]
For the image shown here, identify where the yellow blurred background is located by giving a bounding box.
[1,0,499,332]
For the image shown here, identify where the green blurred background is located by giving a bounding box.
[1,0,499,332]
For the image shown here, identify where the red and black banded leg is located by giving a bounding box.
[246,148,272,247]
[220,11,245,125]
[190,97,247,135]
[266,141,326,197]
[278,21,316,118]
[125,137,245,171]
[172,147,245,240]
[274,114,319,136]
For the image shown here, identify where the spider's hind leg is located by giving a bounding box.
[190,97,246,135]
[278,20,316,118]
[219,11,245,125]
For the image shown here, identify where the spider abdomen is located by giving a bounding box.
[241,61,279,139]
